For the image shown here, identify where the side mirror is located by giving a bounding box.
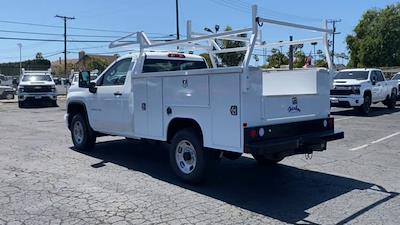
[371,78,377,85]
[79,71,91,88]
[88,82,97,94]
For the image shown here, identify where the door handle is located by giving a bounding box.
[141,103,146,111]
[114,92,122,96]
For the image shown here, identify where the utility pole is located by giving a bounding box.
[289,36,293,70]
[327,19,341,66]
[17,43,22,77]
[55,15,75,80]
[175,0,180,40]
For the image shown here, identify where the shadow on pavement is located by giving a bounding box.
[73,139,398,224]
[331,107,400,117]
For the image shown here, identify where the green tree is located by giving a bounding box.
[294,50,306,68]
[35,52,44,60]
[200,53,212,68]
[347,3,400,67]
[86,58,109,74]
[266,48,288,68]
[217,26,247,66]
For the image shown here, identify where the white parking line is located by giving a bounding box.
[335,116,355,122]
[349,144,369,151]
[371,132,400,144]
[349,131,400,151]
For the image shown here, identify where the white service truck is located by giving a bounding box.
[17,69,57,108]
[65,7,343,183]
[330,69,398,115]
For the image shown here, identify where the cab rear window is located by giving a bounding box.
[142,59,207,73]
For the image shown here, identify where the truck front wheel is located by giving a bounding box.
[71,113,96,151]
[169,128,217,184]
[356,94,371,115]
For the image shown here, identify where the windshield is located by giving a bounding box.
[22,75,52,82]
[392,73,400,80]
[334,71,369,80]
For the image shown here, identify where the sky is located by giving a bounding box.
[0,0,398,64]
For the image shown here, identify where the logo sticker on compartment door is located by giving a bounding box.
[230,105,238,116]
[288,96,301,113]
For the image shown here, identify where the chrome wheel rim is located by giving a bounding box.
[73,121,84,145]
[175,140,197,174]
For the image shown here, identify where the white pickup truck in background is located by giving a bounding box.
[65,7,344,183]
[17,69,57,108]
[331,69,398,115]
[392,72,400,99]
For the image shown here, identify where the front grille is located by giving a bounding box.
[330,89,356,95]
[24,85,52,93]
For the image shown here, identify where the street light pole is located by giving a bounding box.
[17,43,22,77]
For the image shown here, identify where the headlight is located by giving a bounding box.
[351,85,361,94]
[51,85,56,92]
[17,86,24,93]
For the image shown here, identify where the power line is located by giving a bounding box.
[0,36,112,42]
[0,29,123,38]
[0,19,174,36]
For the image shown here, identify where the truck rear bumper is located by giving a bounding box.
[245,131,344,156]
[244,118,344,157]
[330,95,363,107]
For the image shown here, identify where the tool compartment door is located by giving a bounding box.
[210,73,241,151]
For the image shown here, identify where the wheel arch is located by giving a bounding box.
[166,117,203,143]
[363,90,372,97]
[67,101,89,130]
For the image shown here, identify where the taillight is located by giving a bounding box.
[249,130,257,139]
[168,53,185,58]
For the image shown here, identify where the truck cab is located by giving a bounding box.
[17,69,57,108]
[331,69,398,114]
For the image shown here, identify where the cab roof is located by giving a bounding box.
[117,51,204,61]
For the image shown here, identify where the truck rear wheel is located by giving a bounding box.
[384,89,397,109]
[252,154,283,166]
[169,128,217,184]
[71,113,96,151]
[356,94,371,115]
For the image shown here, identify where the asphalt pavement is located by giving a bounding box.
[0,99,399,225]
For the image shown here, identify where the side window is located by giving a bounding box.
[370,71,377,82]
[376,71,385,82]
[99,58,132,86]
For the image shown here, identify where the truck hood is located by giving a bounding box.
[333,79,368,86]
[19,81,55,86]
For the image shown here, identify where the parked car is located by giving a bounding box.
[0,85,15,100]
[392,72,400,100]
[330,69,398,115]
[17,69,57,107]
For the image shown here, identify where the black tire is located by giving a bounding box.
[169,128,218,184]
[252,153,283,166]
[71,113,96,151]
[386,89,397,109]
[356,94,371,115]
[18,101,25,108]
[51,100,58,107]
